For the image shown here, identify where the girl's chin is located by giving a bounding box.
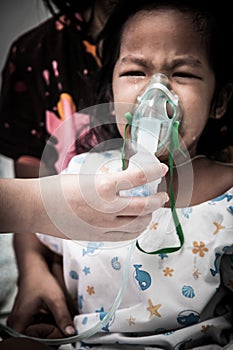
[156,148,188,165]
[156,150,169,163]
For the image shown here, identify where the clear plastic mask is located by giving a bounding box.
[130,73,182,155]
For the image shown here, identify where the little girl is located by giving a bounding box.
[36,0,233,348]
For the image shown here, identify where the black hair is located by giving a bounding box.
[96,0,233,159]
[41,0,94,32]
[42,0,94,15]
[41,1,118,38]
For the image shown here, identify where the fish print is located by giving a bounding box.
[134,264,151,291]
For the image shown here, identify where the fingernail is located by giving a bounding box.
[161,163,169,175]
[65,325,76,335]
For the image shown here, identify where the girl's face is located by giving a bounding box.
[112,8,217,158]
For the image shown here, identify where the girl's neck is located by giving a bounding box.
[161,157,233,208]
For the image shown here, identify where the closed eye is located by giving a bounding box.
[120,71,145,77]
[173,72,201,80]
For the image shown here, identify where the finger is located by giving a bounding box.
[25,323,64,339]
[91,165,168,212]
[100,214,153,242]
[117,213,152,232]
[117,192,169,216]
[115,162,168,192]
[45,297,76,336]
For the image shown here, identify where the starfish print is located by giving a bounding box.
[86,285,95,295]
[163,266,174,277]
[147,299,161,319]
[128,315,136,326]
[193,268,201,279]
[201,324,211,333]
[100,166,109,173]
[149,222,159,230]
[83,266,90,275]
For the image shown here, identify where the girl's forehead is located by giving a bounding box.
[122,7,194,33]
[117,8,209,68]
[120,8,202,52]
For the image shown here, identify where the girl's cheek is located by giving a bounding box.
[115,115,126,138]
[113,75,141,104]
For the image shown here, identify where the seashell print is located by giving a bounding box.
[177,309,200,326]
[111,256,121,270]
[182,285,195,298]
[69,270,79,280]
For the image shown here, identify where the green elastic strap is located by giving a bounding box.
[121,114,185,255]
[121,112,133,170]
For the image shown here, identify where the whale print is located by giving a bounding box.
[134,264,151,291]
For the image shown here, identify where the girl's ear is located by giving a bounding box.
[212,83,233,119]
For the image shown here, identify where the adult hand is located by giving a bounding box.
[39,162,169,241]
[1,161,168,240]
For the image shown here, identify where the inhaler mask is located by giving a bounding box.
[130,73,181,156]
[121,73,183,195]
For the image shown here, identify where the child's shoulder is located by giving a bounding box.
[210,160,233,188]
